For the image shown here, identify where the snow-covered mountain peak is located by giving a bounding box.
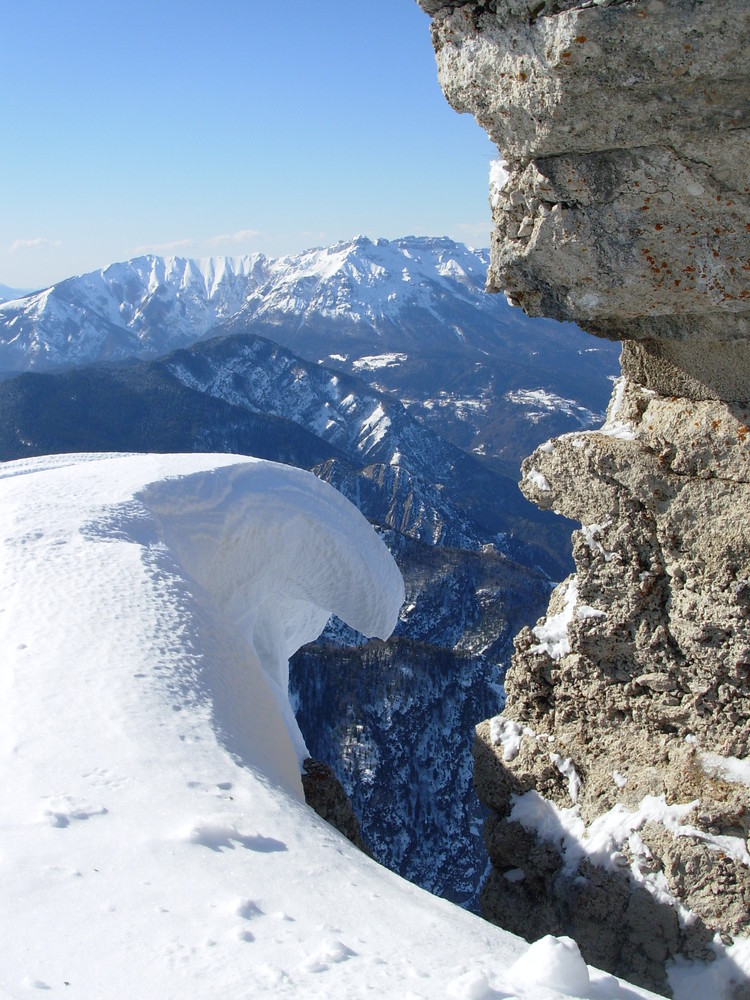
[243,236,494,328]
[93,252,268,301]
[0,237,504,373]
[276,235,487,284]
[0,251,271,371]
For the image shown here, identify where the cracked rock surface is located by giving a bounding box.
[479,381,750,990]
[418,0,750,994]
[421,0,750,393]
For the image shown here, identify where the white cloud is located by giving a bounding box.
[131,238,195,255]
[206,228,262,247]
[9,237,62,252]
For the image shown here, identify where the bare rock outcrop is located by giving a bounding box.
[301,757,370,852]
[417,0,750,994]
[474,379,750,991]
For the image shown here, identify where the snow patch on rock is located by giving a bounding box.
[489,716,534,762]
[530,577,577,660]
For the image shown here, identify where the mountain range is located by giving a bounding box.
[0,236,619,904]
[0,238,506,370]
[0,282,31,304]
[0,236,619,472]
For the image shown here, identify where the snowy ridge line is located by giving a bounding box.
[0,450,137,480]
[2,452,404,792]
[166,342,410,469]
[0,236,497,372]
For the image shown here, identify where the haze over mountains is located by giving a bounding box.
[0,236,619,903]
[0,282,31,304]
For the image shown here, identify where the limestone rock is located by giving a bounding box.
[417,0,750,992]
[420,0,750,396]
[301,757,369,853]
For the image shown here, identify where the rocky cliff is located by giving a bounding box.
[418,0,750,994]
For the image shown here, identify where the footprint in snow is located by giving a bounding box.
[301,939,357,974]
[185,780,234,794]
[43,795,108,828]
[188,821,286,853]
[236,898,264,920]
[230,898,265,942]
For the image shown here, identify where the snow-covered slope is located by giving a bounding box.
[162,333,544,551]
[0,453,654,999]
[228,235,497,334]
[0,238,620,470]
[0,255,266,371]
[166,334,426,472]
[0,239,494,373]
[0,330,562,561]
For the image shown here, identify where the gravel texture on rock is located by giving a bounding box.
[420,0,750,397]
[418,0,750,994]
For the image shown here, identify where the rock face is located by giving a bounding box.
[301,757,369,853]
[421,0,750,387]
[418,0,750,993]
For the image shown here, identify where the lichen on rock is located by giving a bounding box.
[418,0,750,993]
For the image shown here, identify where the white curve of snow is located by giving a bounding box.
[138,457,405,770]
[0,453,660,999]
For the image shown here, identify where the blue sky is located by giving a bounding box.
[1,0,497,289]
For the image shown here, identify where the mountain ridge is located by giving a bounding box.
[0,328,567,568]
[0,236,620,473]
[0,237,496,373]
[0,237,620,909]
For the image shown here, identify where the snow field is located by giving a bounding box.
[0,453,659,999]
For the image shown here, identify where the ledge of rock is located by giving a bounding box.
[420,0,750,399]
[474,379,750,991]
[418,0,750,994]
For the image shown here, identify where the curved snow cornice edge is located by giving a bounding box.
[0,452,404,798]
[138,456,405,775]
